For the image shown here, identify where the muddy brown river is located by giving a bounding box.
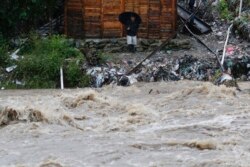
[0,81,250,167]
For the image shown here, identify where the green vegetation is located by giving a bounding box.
[218,0,233,21]
[227,0,250,15]
[2,35,90,89]
[94,51,112,64]
[64,61,90,88]
[0,0,62,38]
[0,35,10,67]
[211,69,223,83]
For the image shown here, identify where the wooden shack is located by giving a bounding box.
[65,0,177,39]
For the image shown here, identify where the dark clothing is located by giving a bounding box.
[128,44,136,53]
[189,0,195,11]
[126,21,139,36]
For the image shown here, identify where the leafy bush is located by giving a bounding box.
[233,13,250,42]
[64,60,90,87]
[218,0,233,21]
[14,35,89,88]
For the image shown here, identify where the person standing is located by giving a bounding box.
[126,16,139,53]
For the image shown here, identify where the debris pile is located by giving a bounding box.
[84,46,250,88]
[222,44,250,80]
[84,55,241,87]
[1,37,249,89]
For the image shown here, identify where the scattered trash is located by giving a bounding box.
[224,55,250,79]
[10,49,20,60]
[15,80,25,86]
[5,65,17,73]
[226,47,235,56]
[84,54,214,88]
[215,73,233,85]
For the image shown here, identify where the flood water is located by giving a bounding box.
[0,80,250,167]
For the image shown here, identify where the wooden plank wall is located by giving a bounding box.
[65,0,176,39]
[102,0,123,37]
[160,0,177,39]
[65,0,84,38]
[84,0,102,37]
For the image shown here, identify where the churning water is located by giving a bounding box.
[0,80,250,167]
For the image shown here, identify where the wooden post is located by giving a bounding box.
[221,24,233,66]
[60,66,64,90]
[239,0,243,17]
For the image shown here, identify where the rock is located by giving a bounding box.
[140,39,150,46]
[96,42,106,49]
[137,47,145,52]
[215,31,224,40]
[110,46,125,53]
[212,0,219,6]
[118,75,130,86]
[164,39,192,50]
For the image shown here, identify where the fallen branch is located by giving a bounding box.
[180,18,224,72]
